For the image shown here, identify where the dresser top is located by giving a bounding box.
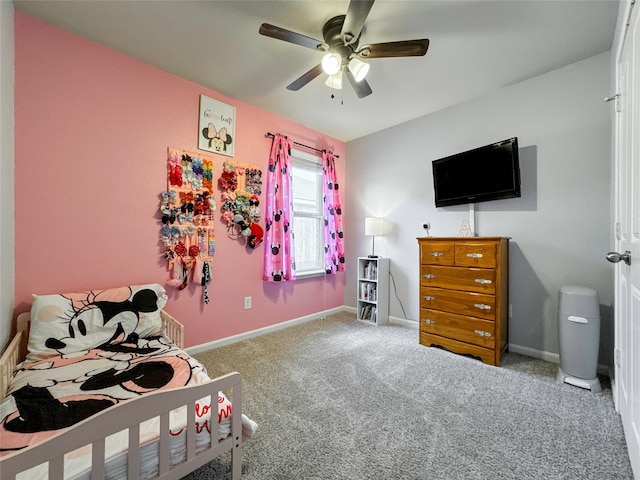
[417,236,510,241]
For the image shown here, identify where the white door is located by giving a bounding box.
[612,1,640,477]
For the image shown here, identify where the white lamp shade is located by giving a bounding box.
[348,57,370,82]
[325,71,343,89]
[364,217,384,236]
[321,53,342,75]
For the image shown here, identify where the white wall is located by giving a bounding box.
[0,1,15,352]
[345,52,613,366]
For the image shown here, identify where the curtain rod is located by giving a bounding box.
[265,132,339,158]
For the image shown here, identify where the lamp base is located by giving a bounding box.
[367,255,379,258]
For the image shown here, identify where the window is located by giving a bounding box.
[291,149,324,276]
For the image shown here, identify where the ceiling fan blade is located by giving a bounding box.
[358,39,430,58]
[259,23,324,50]
[286,64,324,91]
[345,69,373,98]
[341,0,375,45]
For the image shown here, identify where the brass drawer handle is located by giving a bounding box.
[474,279,493,285]
[430,252,444,257]
[423,318,436,325]
[474,330,492,337]
[474,303,492,310]
[466,253,484,259]
[423,295,436,301]
[423,274,436,279]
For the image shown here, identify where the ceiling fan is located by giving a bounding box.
[259,0,429,99]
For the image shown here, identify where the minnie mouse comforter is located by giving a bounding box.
[0,335,234,479]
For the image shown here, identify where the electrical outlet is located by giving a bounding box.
[244,296,252,310]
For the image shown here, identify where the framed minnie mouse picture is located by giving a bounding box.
[198,95,236,157]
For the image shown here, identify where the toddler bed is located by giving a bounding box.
[0,284,256,479]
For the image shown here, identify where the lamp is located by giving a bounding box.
[348,57,370,82]
[325,70,343,89]
[364,217,384,258]
[321,52,342,75]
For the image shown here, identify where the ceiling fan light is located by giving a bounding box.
[321,53,342,75]
[348,57,370,82]
[325,71,343,89]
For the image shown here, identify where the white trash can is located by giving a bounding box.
[556,286,601,393]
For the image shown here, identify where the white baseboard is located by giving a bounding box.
[185,306,345,356]
[508,342,610,377]
[343,306,419,328]
[508,343,560,363]
[390,316,419,328]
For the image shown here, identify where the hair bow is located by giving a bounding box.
[192,157,203,176]
[178,212,193,224]
[168,152,180,166]
[208,123,227,139]
[161,190,177,206]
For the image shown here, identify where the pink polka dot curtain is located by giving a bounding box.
[263,134,296,282]
[322,150,345,274]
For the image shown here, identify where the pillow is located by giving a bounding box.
[26,284,168,363]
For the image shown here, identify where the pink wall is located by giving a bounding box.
[14,13,346,348]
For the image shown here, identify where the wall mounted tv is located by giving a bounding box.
[432,137,521,207]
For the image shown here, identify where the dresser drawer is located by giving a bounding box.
[420,332,496,365]
[420,241,454,266]
[454,243,497,268]
[420,265,496,294]
[420,309,495,349]
[420,286,495,320]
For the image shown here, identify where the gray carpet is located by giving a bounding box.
[183,311,633,479]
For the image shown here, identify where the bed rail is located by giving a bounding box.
[161,310,185,349]
[0,372,243,480]
[0,331,22,400]
[0,314,29,399]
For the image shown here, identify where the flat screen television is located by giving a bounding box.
[432,137,521,207]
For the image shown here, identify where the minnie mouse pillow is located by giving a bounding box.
[26,284,168,363]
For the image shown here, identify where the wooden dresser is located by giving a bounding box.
[417,237,509,366]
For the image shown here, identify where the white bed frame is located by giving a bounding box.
[0,311,242,480]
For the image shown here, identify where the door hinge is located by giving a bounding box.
[615,349,621,367]
[604,93,621,112]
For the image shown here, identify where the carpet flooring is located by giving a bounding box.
[182,311,633,479]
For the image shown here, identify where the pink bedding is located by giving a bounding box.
[0,335,231,457]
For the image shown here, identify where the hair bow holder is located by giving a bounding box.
[218,161,264,250]
[161,147,217,304]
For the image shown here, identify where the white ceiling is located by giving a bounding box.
[13,0,619,142]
